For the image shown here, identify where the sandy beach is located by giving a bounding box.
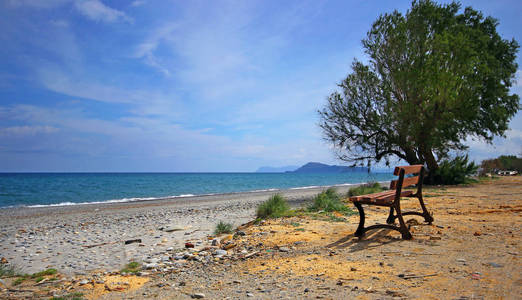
[1,177,521,299]
[0,184,357,275]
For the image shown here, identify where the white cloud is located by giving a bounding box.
[130,0,146,7]
[0,125,59,137]
[74,0,132,23]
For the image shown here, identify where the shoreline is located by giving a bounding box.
[0,181,381,217]
[0,182,370,274]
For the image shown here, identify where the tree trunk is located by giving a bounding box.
[422,149,439,184]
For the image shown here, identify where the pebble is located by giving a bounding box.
[246,292,254,297]
[215,250,228,256]
[191,293,205,299]
[144,263,158,269]
[279,247,290,252]
[79,279,89,285]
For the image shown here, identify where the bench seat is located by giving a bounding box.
[349,190,413,206]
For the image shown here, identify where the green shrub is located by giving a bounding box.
[433,155,478,185]
[31,268,57,278]
[347,182,383,197]
[308,188,353,215]
[214,221,233,235]
[120,261,141,274]
[256,194,290,219]
[0,264,19,277]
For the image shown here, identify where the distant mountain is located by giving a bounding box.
[255,165,299,173]
[292,162,368,173]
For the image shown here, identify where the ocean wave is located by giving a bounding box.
[24,194,196,208]
[290,185,320,190]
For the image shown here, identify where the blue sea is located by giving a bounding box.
[0,172,394,208]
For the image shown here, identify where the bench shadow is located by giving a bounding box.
[327,229,402,253]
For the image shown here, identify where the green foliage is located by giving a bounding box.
[120,262,141,274]
[13,277,25,285]
[432,155,478,185]
[34,276,44,283]
[0,264,20,277]
[308,188,354,215]
[319,0,519,173]
[480,155,522,174]
[256,194,290,219]
[348,182,384,197]
[214,221,234,235]
[31,268,57,278]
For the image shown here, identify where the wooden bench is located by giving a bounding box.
[349,165,433,240]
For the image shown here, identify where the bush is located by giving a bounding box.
[347,182,383,197]
[432,155,478,185]
[256,194,290,219]
[31,268,57,278]
[308,187,353,214]
[214,221,233,235]
[120,262,141,274]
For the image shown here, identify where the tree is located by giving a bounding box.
[319,0,519,177]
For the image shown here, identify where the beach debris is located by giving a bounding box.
[214,249,227,256]
[474,231,482,236]
[0,257,8,264]
[124,239,142,245]
[398,273,438,279]
[83,241,117,248]
[78,279,89,285]
[185,242,195,248]
[471,272,481,280]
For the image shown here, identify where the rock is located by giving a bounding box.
[246,292,254,297]
[456,258,466,263]
[166,247,174,251]
[185,242,195,248]
[0,257,7,264]
[215,250,228,256]
[429,236,442,240]
[304,288,309,292]
[211,239,219,246]
[137,271,150,276]
[163,225,186,232]
[223,243,236,250]
[191,293,205,299]
[79,279,89,285]
[350,267,357,271]
[236,230,246,236]
[144,263,158,269]
[145,257,160,263]
[279,247,290,252]
[488,262,503,268]
[474,231,481,236]
[221,235,233,243]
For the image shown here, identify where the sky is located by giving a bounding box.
[0,0,521,172]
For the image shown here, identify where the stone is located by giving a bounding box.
[236,230,246,236]
[279,247,290,252]
[79,279,89,285]
[488,262,503,268]
[144,263,158,269]
[185,242,195,248]
[211,239,219,246]
[215,250,228,256]
[191,293,205,299]
[246,292,254,297]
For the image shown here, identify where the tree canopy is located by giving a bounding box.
[319,0,519,174]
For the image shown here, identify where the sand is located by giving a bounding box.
[1,177,521,299]
[0,184,357,275]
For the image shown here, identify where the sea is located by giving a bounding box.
[0,172,395,208]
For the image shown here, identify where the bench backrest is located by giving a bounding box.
[389,165,424,190]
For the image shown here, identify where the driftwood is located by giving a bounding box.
[399,273,438,279]
[83,238,142,248]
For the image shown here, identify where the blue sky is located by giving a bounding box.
[0,0,521,172]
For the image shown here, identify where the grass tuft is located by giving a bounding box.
[308,188,354,215]
[120,261,141,274]
[0,264,20,277]
[347,182,383,197]
[31,268,57,278]
[256,194,290,219]
[214,221,234,235]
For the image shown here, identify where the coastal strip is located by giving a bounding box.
[0,182,369,274]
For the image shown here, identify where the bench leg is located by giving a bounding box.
[394,203,412,240]
[353,202,365,237]
[417,195,434,224]
[386,207,395,224]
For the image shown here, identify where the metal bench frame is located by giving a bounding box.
[349,165,434,240]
